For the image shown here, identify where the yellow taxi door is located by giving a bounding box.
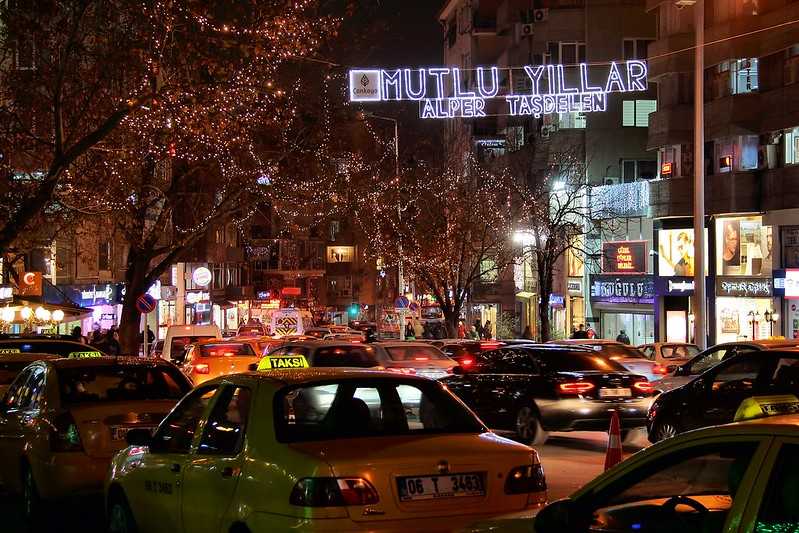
[126,385,220,533]
[181,384,252,533]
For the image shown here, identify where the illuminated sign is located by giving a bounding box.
[589,275,655,305]
[661,162,673,176]
[186,291,210,304]
[716,277,773,298]
[349,61,648,119]
[192,267,212,287]
[602,241,647,274]
[783,269,799,299]
[0,285,12,303]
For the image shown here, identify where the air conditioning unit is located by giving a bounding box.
[516,23,534,41]
[603,176,620,186]
[533,9,549,22]
[758,145,777,170]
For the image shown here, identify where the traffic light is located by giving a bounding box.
[348,304,360,317]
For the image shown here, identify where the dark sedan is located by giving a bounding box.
[441,345,655,444]
[647,349,799,442]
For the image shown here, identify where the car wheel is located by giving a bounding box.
[107,492,138,533]
[651,419,679,442]
[515,406,548,445]
[22,465,44,529]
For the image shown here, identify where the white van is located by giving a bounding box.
[270,308,312,337]
[162,324,221,362]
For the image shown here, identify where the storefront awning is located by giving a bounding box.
[515,292,536,299]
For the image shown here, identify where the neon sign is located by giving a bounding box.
[349,61,648,119]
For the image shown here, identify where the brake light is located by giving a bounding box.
[480,341,503,349]
[290,477,379,507]
[558,382,595,394]
[50,412,83,452]
[653,364,669,375]
[461,358,474,367]
[194,363,210,374]
[386,367,416,375]
[505,464,547,497]
[413,357,429,361]
[633,380,655,394]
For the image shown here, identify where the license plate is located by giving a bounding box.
[397,472,486,501]
[599,387,632,398]
[111,426,157,441]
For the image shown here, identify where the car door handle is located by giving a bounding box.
[170,463,181,473]
[221,466,240,478]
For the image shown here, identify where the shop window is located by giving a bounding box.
[623,39,653,61]
[716,216,773,277]
[714,136,759,173]
[622,100,656,127]
[784,127,799,165]
[785,45,799,86]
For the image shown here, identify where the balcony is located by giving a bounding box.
[591,181,650,219]
[762,165,799,211]
[472,15,497,34]
[706,92,761,140]
[647,105,692,150]
[649,171,759,218]
[759,82,799,133]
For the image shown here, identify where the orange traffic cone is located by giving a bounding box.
[604,409,623,471]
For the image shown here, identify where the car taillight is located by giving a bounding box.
[505,464,547,496]
[653,364,669,375]
[386,367,416,375]
[558,382,595,395]
[461,358,474,367]
[194,363,210,374]
[50,412,83,452]
[633,380,655,394]
[290,477,379,507]
[414,357,429,361]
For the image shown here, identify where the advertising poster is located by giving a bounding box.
[716,216,772,276]
[782,226,799,268]
[658,229,708,276]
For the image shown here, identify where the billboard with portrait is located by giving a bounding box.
[716,216,772,276]
[658,229,708,277]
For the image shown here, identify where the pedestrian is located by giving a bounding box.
[104,325,121,355]
[522,326,533,340]
[71,326,87,344]
[405,322,415,340]
[616,329,631,344]
[483,320,492,339]
[422,322,433,339]
[89,323,103,345]
[587,326,597,339]
[474,319,484,340]
[413,319,424,339]
[467,326,479,339]
[572,324,589,339]
[457,321,466,339]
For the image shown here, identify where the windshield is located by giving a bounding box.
[59,365,191,404]
[385,345,449,361]
[170,336,215,356]
[539,352,628,372]
[198,343,256,357]
[312,345,379,368]
[0,341,103,358]
[275,379,485,442]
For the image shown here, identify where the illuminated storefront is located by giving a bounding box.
[589,274,655,344]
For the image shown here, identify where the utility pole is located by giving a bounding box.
[692,0,707,348]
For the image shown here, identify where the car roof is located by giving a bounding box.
[195,338,258,345]
[0,338,88,346]
[45,356,176,369]
[555,339,621,345]
[0,353,61,363]
[372,341,443,348]
[211,368,438,387]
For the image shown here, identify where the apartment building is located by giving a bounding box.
[647,0,799,343]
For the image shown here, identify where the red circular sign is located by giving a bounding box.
[136,294,157,314]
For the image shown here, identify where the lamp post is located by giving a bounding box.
[764,309,779,338]
[358,111,405,340]
[747,310,761,340]
[692,0,707,349]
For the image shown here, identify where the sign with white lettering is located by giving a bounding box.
[350,61,648,119]
[589,275,655,305]
[0,285,12,303]
[715,277,773,298]
[785,269,799,299]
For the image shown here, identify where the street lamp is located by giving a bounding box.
[763,309,779,337]
[358,111,406,340]
[747,310,761,340]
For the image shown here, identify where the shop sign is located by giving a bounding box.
[716,277,773,298]
[281,287,302,297]
[349,61,648,119]
[160,285,177,301]
[602,241,647,274]
[0,285,12,303]
[784,269,799,299]
[192,267,212,287]
[655,277,696,295]
[186,291,210,304]
[548,294,565,308]
[589,275,655,305]
[101,313,116,321]
[567,279,583,294]
[17,272,42,296]
[74,283,116,306]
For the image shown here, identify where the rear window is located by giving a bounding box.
[312,346,379,368]
[539,352,628,372]
[59,365,191,404]
[385,346,449,361]
[275,379,485,442]
[237,326,264,336]
[0,362,32,385]
[170,336,215,355]
[442,343,482,358]
[661,345,700,359]
[0,341,102,358]
[593,344,646,359]
[305,329,330,339]
[198,343,255,357]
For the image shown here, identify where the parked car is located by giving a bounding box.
[0,353,60,397]
[442,345,655,445]
[0,335,106,358]
[161,324,221,363]
[236,323,268,337]
[106,370,547,532]
[0,357,191,525]
[551,339,659,381]
[647,349,799,442]
[655,339,799,393]
[637,342,700,376]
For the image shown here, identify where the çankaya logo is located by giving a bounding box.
[350,61,649,119]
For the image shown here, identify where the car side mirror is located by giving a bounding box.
[248,363,258,372]
[534,499,586,532]
[126,428,154,447]
[674,365,687,376]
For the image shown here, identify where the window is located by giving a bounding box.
[558,112,586,129]
[58,365,190,404]
[785,45,799,86]
[661,345,700,359]
[327,276,352,299]
[197,386,251,456]
[710,356,763,392]
[621,160,657,182]
[198,343,256,357]
[547,42,586,65]
[98,241,112,271]
[710,59,759,98]
[586,442,759,531]
[3,367,44,410]
[784,127,799,165]
[659,145,681,178]
[623,38,653,61]
[622,100,657,127]
[480,258,498,282]
[151,386,219,454]
[756,443,799,530]
[686,347,730,375]
[537,351,627,372]
[312,346,380,368]
[481,349,540,374]
[275,379,485,442]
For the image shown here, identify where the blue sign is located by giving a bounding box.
[589,275,655,305]
[395,296,410,309]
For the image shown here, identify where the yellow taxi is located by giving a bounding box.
[0,353,59,397]
[468,410,799,532]
[180,338,263,385]
[105,369,547,532]
[0,356,192,527]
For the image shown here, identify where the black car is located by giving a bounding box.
[429,339,506,369]
[0,335,106,357]
[647,349,799,442]
[441,345,654,444]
